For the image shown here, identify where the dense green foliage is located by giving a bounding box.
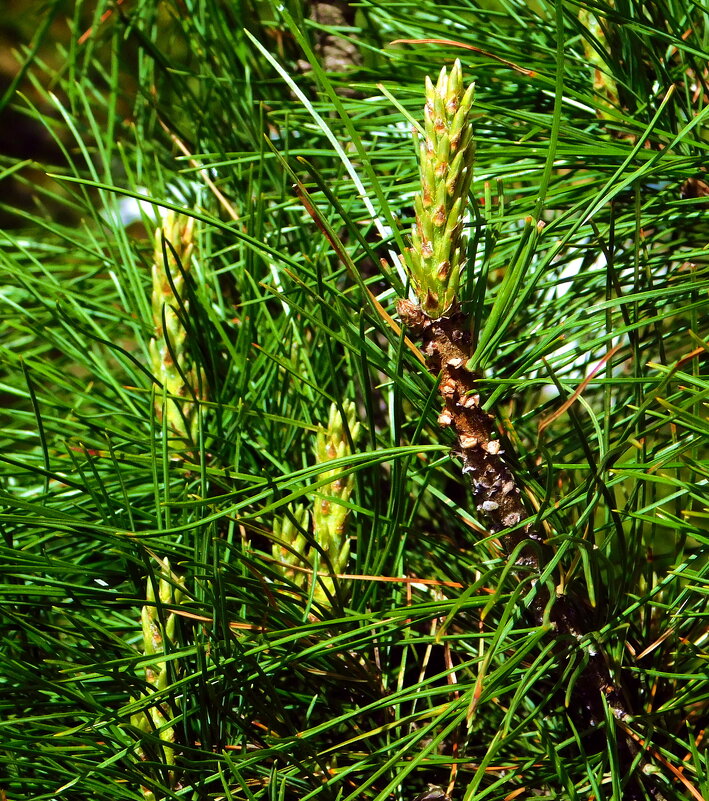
[1,1,708,799]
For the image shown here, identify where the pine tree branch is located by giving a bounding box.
[397,298,655,797]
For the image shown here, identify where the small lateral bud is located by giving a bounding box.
[438,411,453,426]
[396,298,428,331]
[441,379,457,397]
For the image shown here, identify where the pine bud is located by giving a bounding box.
[131,560,183,793]
[148,211,206,448]
[312,401,360,603]
[403,60,475,318]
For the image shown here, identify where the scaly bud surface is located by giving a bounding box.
[148,211,206,447]
[132,561,183,798]
[312,401,360,601]
[272,504,310,585]
[404,59,474,318]
[272,402,360,606]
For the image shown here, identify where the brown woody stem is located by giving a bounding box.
[398,298,640,748]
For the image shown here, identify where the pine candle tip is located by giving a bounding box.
[149,210,205,446]
[405,62,475,319]
[273,402,360,605]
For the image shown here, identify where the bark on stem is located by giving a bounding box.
[398,298,636,739]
